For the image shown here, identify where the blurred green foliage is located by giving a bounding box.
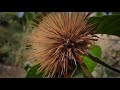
[0,26,21,64]
[0,12,38,65]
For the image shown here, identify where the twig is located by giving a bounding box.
[73,52,93,78]
[86,51,120,74]
[80,62,94,78]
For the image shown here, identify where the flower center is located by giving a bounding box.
[63,39,75,49]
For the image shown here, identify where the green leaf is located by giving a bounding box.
[112,12,120,15]
[26,64,43,78]
[83,45,102,72]
[96,12,104,17]
[1,12,17,16]
[24,63,31,72]
[73,45,102,78]
[89,15,120,37]
[73,66,84,78]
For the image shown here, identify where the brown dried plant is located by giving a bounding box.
[24,12,97,78]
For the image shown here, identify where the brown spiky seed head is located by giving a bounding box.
[25,12,96,78]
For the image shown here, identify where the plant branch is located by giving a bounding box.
[80,62,94,78]
[86,51,120,74]
[73,52,93,78]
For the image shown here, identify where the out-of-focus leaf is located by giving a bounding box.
[89,15,120,37]
[1,12,17,16]
[112,12,120,15]
[96,12,104,17]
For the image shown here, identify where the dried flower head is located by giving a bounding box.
[25,12,97,78]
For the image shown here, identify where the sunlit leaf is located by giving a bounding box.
[83,45,102,72]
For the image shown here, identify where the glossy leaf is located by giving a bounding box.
[89,15,120,37]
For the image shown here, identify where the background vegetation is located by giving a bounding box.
[0,12,120,78]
